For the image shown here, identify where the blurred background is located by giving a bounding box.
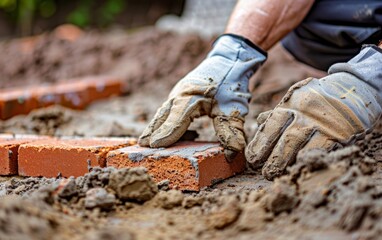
[0,0,185,37]
[0,0,320,140]
[0,0,238,38]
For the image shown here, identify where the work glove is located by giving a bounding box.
[246,45,382,180]
[139,34,267,161]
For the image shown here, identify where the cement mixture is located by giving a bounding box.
[1,28,382,239]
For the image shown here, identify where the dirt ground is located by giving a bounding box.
[1,28,382,240]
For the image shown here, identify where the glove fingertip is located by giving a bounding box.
[262,162,282,181]
[245,141,268,169]
[213,117,246,150]
[224,149,239,163]
[137,136,150,147]
[257,110,272,125]
[149,121,190,148]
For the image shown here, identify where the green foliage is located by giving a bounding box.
[67,0,126,27]
[0,0,57,35]
[0,0,55,16]
[39,0,56,18]
[0,0,127,35]
[99,0,125,26]
[67,0,92,27]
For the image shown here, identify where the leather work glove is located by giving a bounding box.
[139,34,267,161]
[246,45,382,180]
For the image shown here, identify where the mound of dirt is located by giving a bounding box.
[0,141,381,239]
[0,27,211,93]
[0,196,60,240]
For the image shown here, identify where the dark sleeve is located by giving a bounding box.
[281,0,382,71]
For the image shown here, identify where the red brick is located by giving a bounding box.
[84,76,125,101]
[106,141,245,191]
[0,139,33,175]
[37,77,124,109]
[0,76,126,120]
[37,81,90,109]
[0,135,51,175]
[18,138,136,178]
[0,89,39,120]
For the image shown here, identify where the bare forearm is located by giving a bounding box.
[225,0,314,50]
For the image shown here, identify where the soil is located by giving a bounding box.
[0,26,211,93]
[1,27,382,239]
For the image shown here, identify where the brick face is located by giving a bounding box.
[18,138,135,178]
[106,142,245,191]
[0,139,25,175]
[0,135,51,175]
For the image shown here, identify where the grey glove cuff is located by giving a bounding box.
[328,45,382,93]
[208,34,267,74]
[217,34,268,57]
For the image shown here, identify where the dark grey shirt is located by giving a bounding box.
[281,0,382,71]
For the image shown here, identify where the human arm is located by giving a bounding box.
[226,0,314,50]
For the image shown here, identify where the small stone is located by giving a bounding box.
[85,188,116,210]
[264,178,298,214]
[57,177,78,199]
[155,190,184,209]
[182,196,205,208]
[108,167,158,202]
[206,196,241,229]
[157,179,170,191]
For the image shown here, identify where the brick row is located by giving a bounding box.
[0,76,126,120]
[0,136,245,191]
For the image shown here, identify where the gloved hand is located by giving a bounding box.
[139,34,267,161]
[246,45,382,180]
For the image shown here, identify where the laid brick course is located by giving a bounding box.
[0,134,244,191]
[106,141,245,191]
[18,138,136,178]
[0,76,125,120]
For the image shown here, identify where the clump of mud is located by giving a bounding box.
[0,167,158,239]
[109,167,158,202]
[0,176,58,196]
[39,167,158,213]
[0,196,62,240]
[1,167,158,212]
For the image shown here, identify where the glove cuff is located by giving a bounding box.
[208,33,267,72]
[217,33,268,58]
[328,45,382,92]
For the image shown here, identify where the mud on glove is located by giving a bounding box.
[246,45,382,180]
[139,34,267,161]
